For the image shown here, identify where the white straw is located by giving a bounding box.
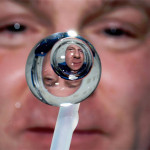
[50,103,80,150]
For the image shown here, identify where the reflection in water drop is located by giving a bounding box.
[42,51,81,97]
[25,32,101,106]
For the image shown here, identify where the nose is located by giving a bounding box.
[74,49,80,58]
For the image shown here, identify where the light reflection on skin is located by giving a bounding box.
[42,51,82,97]
[65,44,84,72]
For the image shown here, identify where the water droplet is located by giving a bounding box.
[25,32,101,106]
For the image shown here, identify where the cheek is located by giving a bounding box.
[66,57,73,65]
[0,36,43,98]
[0,52,27,128]
[0,47,31,108]
[98,48,150,110]
[81,55,84,61]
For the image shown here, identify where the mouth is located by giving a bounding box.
[72,62,82,68]
[22,127,54,146]
[73,62,82,64]
[72,128,106,144]
[26,126,103,136]
[27,127,54,134]
[16,123,108,150]
[24,127,105,145]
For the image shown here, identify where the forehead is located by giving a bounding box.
[12,0,150,12]
[67,44,81,48]
[8,0,150,24]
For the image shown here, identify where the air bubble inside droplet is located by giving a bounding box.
[50,38,93,81]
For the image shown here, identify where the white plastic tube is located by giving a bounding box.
[50,103,80,150]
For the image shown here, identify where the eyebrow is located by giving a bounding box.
[81,0,150,26]
[10,0,31,5]
[102,0,150,13]
[11,0,51,8]
[11,0,150,11]
[67,46,75,49]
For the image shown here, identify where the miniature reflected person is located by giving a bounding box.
[0,0,150,150]
[58,44,85,77]
[65,44,84,72]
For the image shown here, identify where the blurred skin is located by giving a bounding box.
[42,51,82,97]
[0,0,150,150]
[65,44,84,71]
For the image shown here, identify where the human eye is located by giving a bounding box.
[65,80,81,88]
[0,21,29,46]
[78,49,83,53]
[0,17,44,48]
[88,20,139,39]
[82,20,144,51]
[67,47,74,51]
[102,26,136,38]
[81,7,149,51]
[43,77,56,87]
[0,23,27,33]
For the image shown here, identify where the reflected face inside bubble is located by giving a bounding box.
[65,44,84,71]
[42,51,82,97]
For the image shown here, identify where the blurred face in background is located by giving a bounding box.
[0,0,150,150]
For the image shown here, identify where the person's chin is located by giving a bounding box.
[70,131,109,150]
